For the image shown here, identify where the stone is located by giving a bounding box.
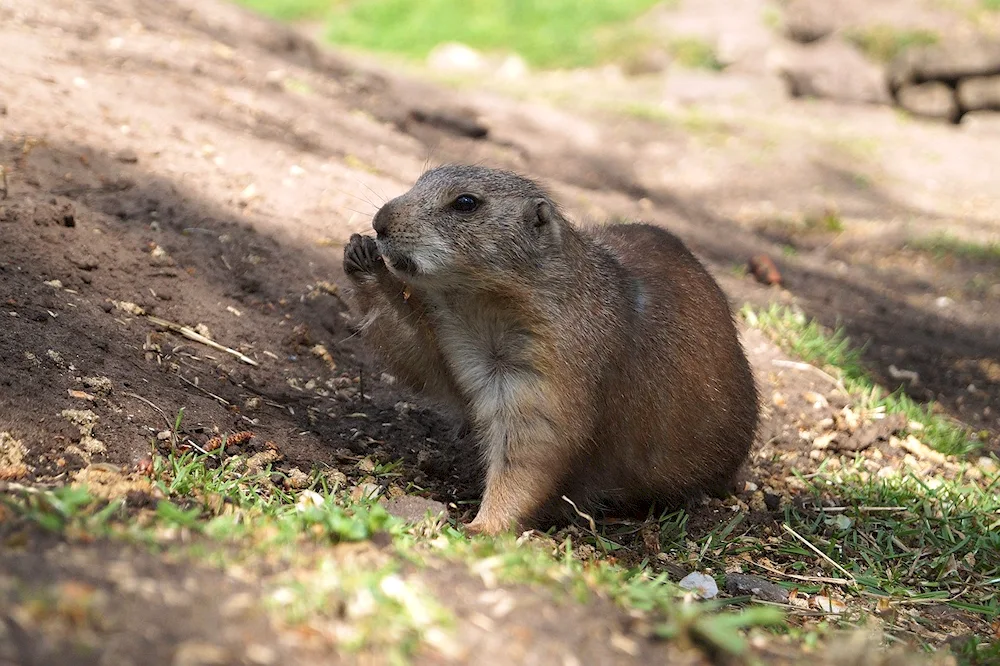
[889,41,1000,92]
[958,75,1000,112]
[115,148,139,163]
[783,0,836,44]
[776,38,890,105]
[172,642,230,666]
[427,42,486,74]
[496,54,529,80]
[896,82,959,122]
[725,574,790,603]
[383,495,447,523]
[961,111,1000,134]
[678,571,719,599]
[66,250,99,271]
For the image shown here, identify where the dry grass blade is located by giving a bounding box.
[562,495,611,556]
[752,561,854,587]
[178,375,256,425]
[782,524,857,584]
[771,359,846,392]
[123,392,174,431]
[146,315,259,366]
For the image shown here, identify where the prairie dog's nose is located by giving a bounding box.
[372,202,392,238]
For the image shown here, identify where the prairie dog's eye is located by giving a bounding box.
[451,194,479,213]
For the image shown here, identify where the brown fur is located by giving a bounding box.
[342,165,759,534]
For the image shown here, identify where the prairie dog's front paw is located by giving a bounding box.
[465,510,520,536]
[343,234,385,277]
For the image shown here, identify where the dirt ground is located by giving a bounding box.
[1,0,999,663]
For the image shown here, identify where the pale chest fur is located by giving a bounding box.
[427,296,555,467]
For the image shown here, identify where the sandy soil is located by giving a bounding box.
[1,0,998,663]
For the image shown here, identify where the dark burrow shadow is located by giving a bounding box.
[0,135,485,509]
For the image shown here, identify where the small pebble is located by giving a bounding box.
[172,642,230,666]
[116,148,139,163]
[678,571,718,599]
[725,574,789,603]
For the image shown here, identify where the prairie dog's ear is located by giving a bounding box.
[534,199,556,227]
[528,198,562,240]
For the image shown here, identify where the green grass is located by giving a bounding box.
[793,467,1000,611]
[908,233,1000,265]
[235,0,719,71]
[320,0,663,69]
[743,304,980,456]
[615,103,731,145]
[7,423,999,661]
[667,37,724,71]
[2,449,786,662]
[643,464,1000,645]
[234,0,333,21]
[762,210,845,237]
[846,26,939,63]
[983,0,1000,11]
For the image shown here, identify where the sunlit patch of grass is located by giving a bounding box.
[786,466,1000,615]
[614,103,731,146]
[742,304,980,456]
[3,447,789,662]
[590,460,1000,655]
[668,37,724,71]
[321,0,664,69]
[233,0,333,21]
[846,26,939,62]
[782,210,845,234]
[908,233,1000,265]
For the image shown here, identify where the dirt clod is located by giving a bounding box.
[748,254,782,286]
[0,432,32,480]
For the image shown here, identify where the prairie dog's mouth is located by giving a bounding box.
[378,244,418,275]
[388,253,418,274]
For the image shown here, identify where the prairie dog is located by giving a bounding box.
[342,165,758,534]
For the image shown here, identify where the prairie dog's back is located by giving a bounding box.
[580,223,758,509]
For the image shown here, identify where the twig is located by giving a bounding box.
[782,524,857,584]
[771,359,846,392]
[752,560,853,587]
[146,315,259,366]
[817,506,908,513]
[178,375,231,405]
[748,599,845,617]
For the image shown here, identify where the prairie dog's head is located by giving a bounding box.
[372,165,567,288]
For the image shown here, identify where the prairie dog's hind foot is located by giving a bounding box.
[343,234,385,277]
